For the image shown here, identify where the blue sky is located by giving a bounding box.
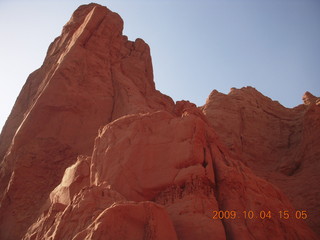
[0,0,319,130]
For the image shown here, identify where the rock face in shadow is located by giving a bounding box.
[0,3,319,240]
[202,87,320,236]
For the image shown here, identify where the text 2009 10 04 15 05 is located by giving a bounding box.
[212,210,308,220]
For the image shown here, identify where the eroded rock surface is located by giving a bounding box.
[0,3,319,240]
[202,87,320,235]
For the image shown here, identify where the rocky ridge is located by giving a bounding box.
[0,3,319,240]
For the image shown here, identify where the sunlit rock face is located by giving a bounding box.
[0,3,319,240]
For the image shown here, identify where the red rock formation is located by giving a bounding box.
[22,108,319,240]
[0,3,319,240]
[0,4,173,240]
[202,87,320,236]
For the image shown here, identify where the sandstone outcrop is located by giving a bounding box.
[0,3,319,240]
[202,87,320,235]
[0,4,173,240]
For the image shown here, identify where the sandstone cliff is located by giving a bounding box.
[0,3,319,240]
[202,87,320,236]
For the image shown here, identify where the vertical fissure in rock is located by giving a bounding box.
[202,147,208,168]
[83,12,107,48]
[208,144,233,240]
[109,66,117,122]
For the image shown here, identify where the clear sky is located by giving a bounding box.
[0,0,319,131]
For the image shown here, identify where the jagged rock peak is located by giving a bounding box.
[206,86,320,109]
[303,91,320,105]
[0,3,174,240]
[205,86,284,109]
[46,4,122,59]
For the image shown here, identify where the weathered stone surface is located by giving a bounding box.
[0,3,319,240]
[71,201,178,240]
[24,105,318,239]
[49,155,90,206]
[23,184,178,240]
[303,91,320,105]
[202,87,320,236]
[90,110,214,201]
[0,3,173,240]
